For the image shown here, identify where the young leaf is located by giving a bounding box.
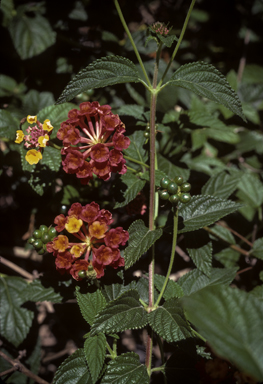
[21,279,63,303]
[84,333,106,384]
[56,56,142,104]
[208,224,236,245]
[148,298,193,342]
[114,172,146,209]
[183,285,263,381]
[76,287,106,326]
[124,220,163,269]
[153,274,184,300]
[201,171,243,199]
[101,352,149,384]
[178,267,238,296]
[167,61,245,120]
[237,173,263,208]
[8,14,56,60]
[0,276,34,347]
[177,195,243,234]
[214,248,240,268]
[90,290,148,335]
[53,349,92,384]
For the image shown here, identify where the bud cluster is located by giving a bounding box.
[28,225,57,255]
[159,176,191,204]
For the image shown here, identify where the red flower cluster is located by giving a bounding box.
[57,102,130,184]
[46,202,129,280]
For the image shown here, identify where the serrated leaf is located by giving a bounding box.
[90,290,148,335]
[102,282,136,303]
[0,109,19,140]
[252,238,263,260]
[183,285,263,381]
[0,276,34,347]
[76,288,106,326]
[21,279,63,303]
[237,173,263,208]
[148,298,193,342]
[117,105,145,119]
[53,349,92,384]
[167,61,245,120]
[123,130,148,170]
[114,172,146,209]
[41,146,61,172]
[84,333,106,384]
[157,153,190,182]
[37,102,76,139]
[153,274,184,300]
[124,220,163,269]
[101,352,149,384]
[187,241,212,277]
[139,169,167,188]
[178,267,238,296]
[177,195,242,233]
[8,14,56,59]
[56,56,142,104]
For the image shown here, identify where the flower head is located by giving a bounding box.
[57,102,130,184]
[151,22,170,36]
[47,202,129,280]
[15,115,53,165]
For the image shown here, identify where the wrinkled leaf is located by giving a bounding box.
[76,287,106,326]
[124,220,162,269]
[183,285,263,381]
[90,290,148,335]
[84,333,106,384]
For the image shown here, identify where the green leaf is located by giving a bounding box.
[21,279,63,303]
[242,64,263,84]
[124,220,163,269]
[157,153,190,182]
[69,1,88,21]
[183,285,263,381]
[41,146,61,172]
[103,283,136,303]
[22,90,55,115]
[53,349,92,384]
[90,290,148,335]
[167,61,245,120]
[201,171,242,200]
[187,241,212,277]
[37,102,76,139]
[84,333,106,384]
[123,130,148,170]
[153,274,184,300]
[0,0,16,26]
[0,276,34,347]
[214,248,240,268]
[61,185,80,205]
[117,105,145,119]
[0,74,19,97]
[101,352,149,384]
[177,195,243,234]
[0,109,19,140]
[252,238,263,260]
[8,14,56,59]
[178,267,237,296]
[139,169,167,188]
[114,172,146,209]
[148,298,193,342]
[237,173,263,208]
[56,56,142,104]
[208,224,236,245]
[76,288,106,326]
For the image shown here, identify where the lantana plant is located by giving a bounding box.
[2,0,263,384]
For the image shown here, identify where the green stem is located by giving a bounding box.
[126,165,138,173]
[159,0,196,86]
[114,0,151,87]
[106,342,117,359]
[191,328,206,343]
[151,365,166,373]
[124,155,149,169]
[154,208,178,308]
